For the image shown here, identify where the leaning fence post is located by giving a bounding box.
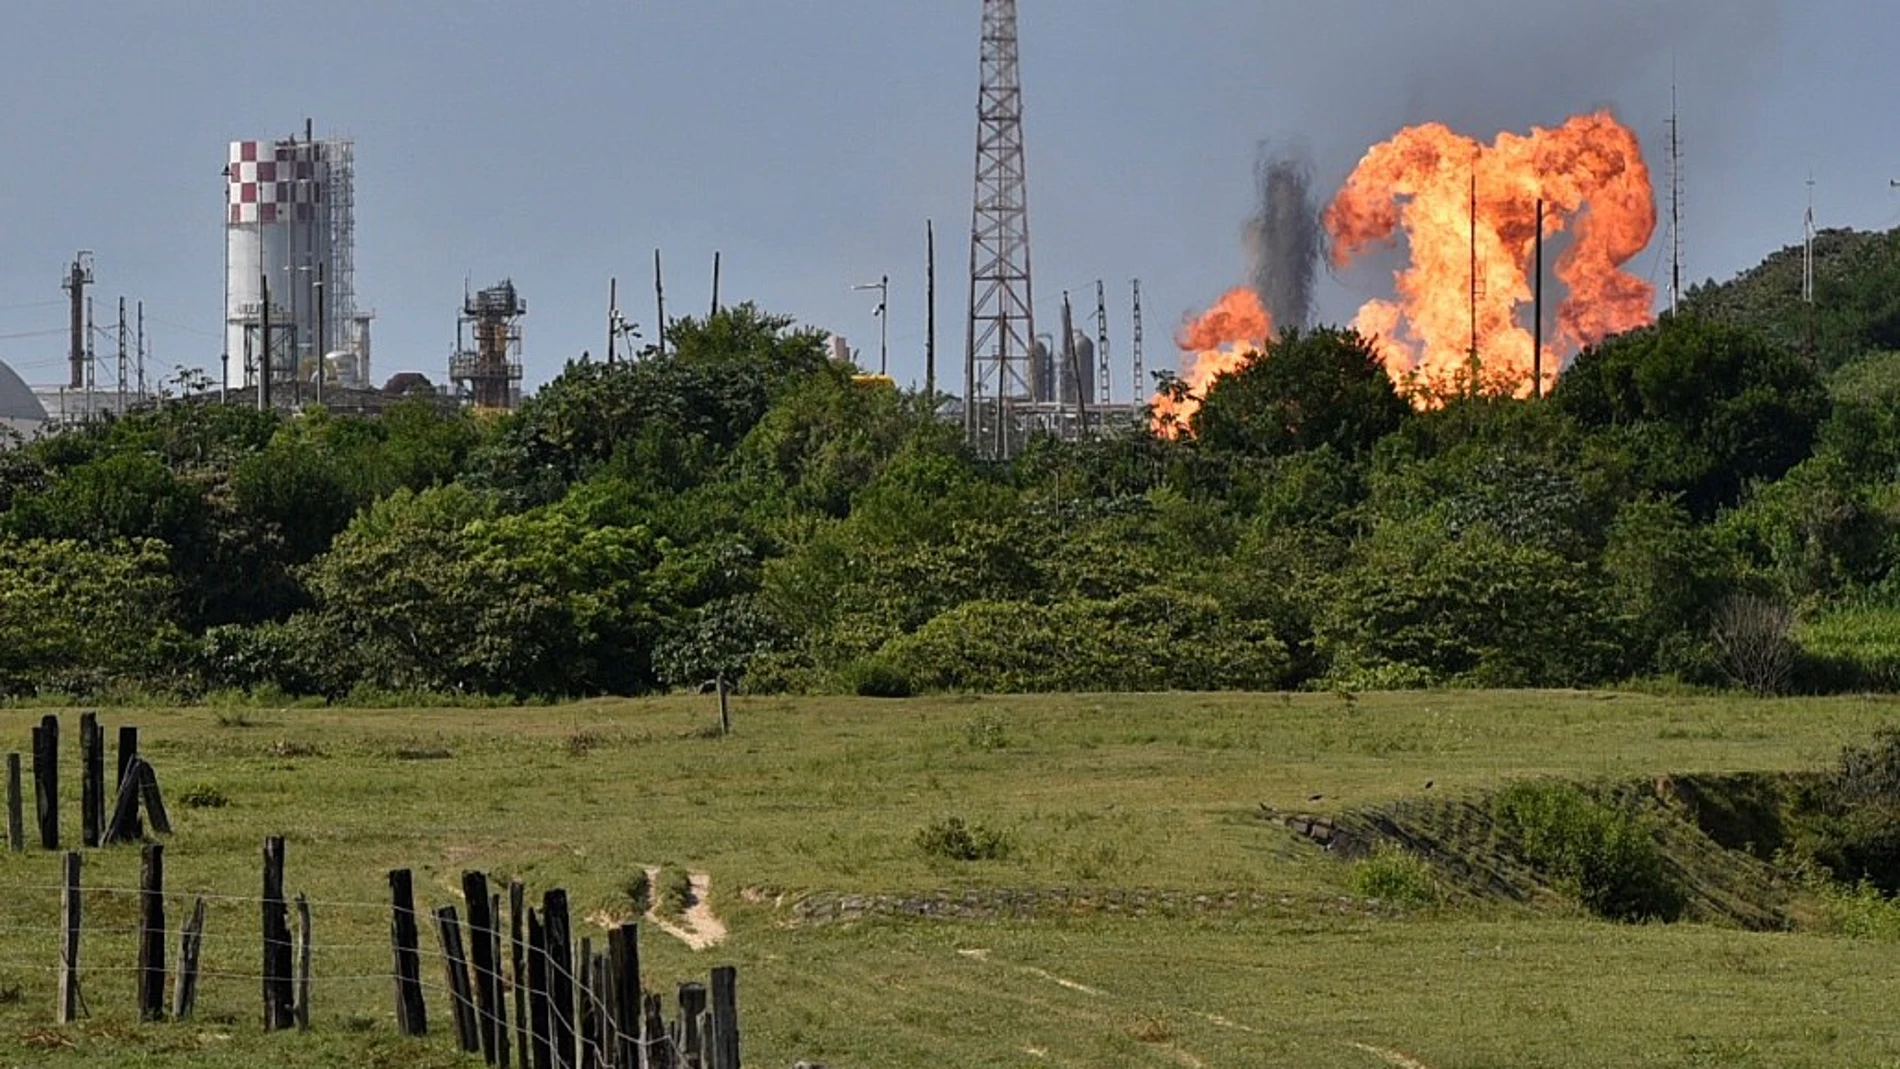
[709,966,740,1069]
[388,868,428,1036]
[463,872,501,1065]
[56,849,80,1023]
[491,891,509,1069]
[138,842,167,1021]
[6,753,22,853]
[436,905,481,1053]
[172,896,206,1020]
[136,761,172,836]
[33,717,59,850]
[261,836,294,1031]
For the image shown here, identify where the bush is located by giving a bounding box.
[846,660,914,698]
[963,713,1009,751]
[1492,782,1683,922]
[915,817,1013,862]
[178,783,230,809]
[1347,843,1442,907]
[1710,594,1797,696]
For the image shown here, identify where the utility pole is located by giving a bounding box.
[1061,290,1088,435]
[710,251,721,317]
[854,275,889,376]
[116,297,127,417]
[1532,199,1545,398]
[607,277,618,364]
[1668,81,1683,315]
[315,261,327,406]
[926,220,937,402]
[1094,280,1111,406]
[1131,279,1145,401]
[654,249,667,357]
[62,252,93,391]
[136,300,146,400]
[84,297,95,420]
[1468,157,1480,397]
[1804,175,1817,359]
[259,274,272,413]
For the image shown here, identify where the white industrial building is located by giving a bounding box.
[223,126,373,393]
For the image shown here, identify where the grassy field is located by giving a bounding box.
[0,689,1894,1067]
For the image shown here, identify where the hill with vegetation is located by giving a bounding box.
[7,249,1900,702]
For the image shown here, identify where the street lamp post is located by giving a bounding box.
[854,275,889,376]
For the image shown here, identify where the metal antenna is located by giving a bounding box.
[1131,278,1145,400]
[62,252,93,391]
[1669,79,1683,314]
[1094,280,1111,406]
[965,0,1037,457]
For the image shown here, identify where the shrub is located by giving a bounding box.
[655,865,694,917]
[1492,782,1683,922]
[915,817,1012,862]
[1347,843,1442,907]
[1710,594,1796,696]
[178,783,230,809]
[963,713,1009,751]
[846,660,914,698]
[622,870,653,914]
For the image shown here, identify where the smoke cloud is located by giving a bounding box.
[1244,146,1321,333]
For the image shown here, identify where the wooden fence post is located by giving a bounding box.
[138,842,166,1021]
[136,762,172,836]
[463,871,501,1066]
[172,896,205,1020]
[56,850,79,1023]
[116,725,142,841]
[435,905,481,1053]
[643,993,672,1069]
[527,909,552,1069]
[33,717,59,849]
[388,868,428,1037]
[609,924,642,1069]
[576,937,597,1069]
[677,982,707,1067]
[261,836,294,1031]
[543,890,575,1067]
[492,891,509,1069]
[510,881,529,1069]
[717,674,732,736]
[295,893,312,1031]
[80,713,101,848]
[6,753,21,853]
[709,966,740,1069]
[102,756,146,846]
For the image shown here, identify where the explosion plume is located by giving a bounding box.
[1246,148,1321,331]
[1150,288,1272,438]
[1325,111,1657,402]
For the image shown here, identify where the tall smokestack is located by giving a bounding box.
[1245,147,1320,334]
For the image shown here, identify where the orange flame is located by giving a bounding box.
[1150,288,1272,437]
[1324,111,1657,403]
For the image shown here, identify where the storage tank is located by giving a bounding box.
[1060,331,1095,407]
[222,131,362,392]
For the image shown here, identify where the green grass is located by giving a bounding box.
[0,689,1893,1066]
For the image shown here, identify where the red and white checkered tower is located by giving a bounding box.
[222,127,365,392]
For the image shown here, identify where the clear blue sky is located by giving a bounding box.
[0,0,1886,399]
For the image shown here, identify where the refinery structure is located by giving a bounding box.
[222,123,373,395]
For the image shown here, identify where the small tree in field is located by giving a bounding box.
[1711,594,1797,696]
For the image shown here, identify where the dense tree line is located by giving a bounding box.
[6,271,1900,701]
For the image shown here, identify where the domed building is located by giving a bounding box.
[0,359,48,438]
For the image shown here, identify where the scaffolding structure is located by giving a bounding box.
[449,280,526,410]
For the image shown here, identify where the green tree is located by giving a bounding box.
[1191,327,1410,458]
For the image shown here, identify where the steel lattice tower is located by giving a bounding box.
[964,0,1036,456]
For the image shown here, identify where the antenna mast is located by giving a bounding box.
[965,0,1037,457]
[1669,82,1683,314]
[1131,279,1145,401]
[1094,280,1111,406]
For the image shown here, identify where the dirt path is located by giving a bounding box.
[644,869,727,950]
[1347,1041,1434,1069]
